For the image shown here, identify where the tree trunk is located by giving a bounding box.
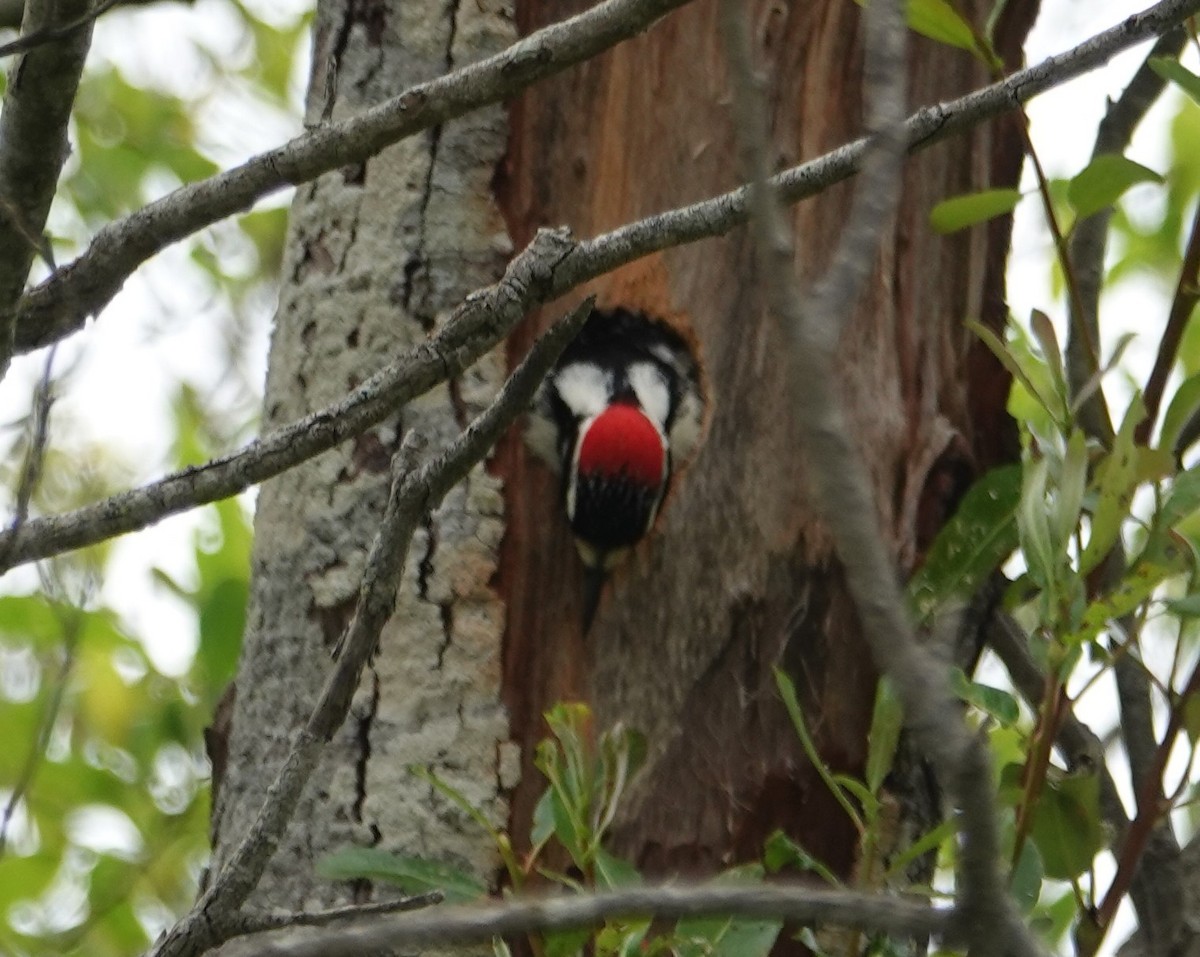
[496,0,1037,887]
[213,0,1040,925]
[210,0,516,909]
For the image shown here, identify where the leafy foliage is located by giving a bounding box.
[0,494,250,956]
[909,81,1200,950]
[0,1,296,953]
[321,703,781,957]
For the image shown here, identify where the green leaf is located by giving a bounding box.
[316,847,486,902]
[1074,559,1174,644]
[1150,57,1200,107]
[1010,840,1044,914]
[1160,372,1200,456]
[1166,593,1200,618]
[908,465,1022,623]
[1160,465,1200,530]
[1030,888,1080,947]
[763,830,840,886]
[594,847,642,890]
[850,0,981,56]
[1184,693,1200,745]
[531,787,556,847]
[1079,397,1147,575]
[1017,458,1058,592]
[410,765,500,841]
[596,918,651,957]
[1029,771,1106,880]
[774,669,864,833]
[675,865,782,957]
[1055,429,1088,558]
[865,678,903,796]
[968,320,1067,431]
[832,775,878,820]
[885,817,958,879]
[930,188,1022,233]
[595,722,645,842]
[1068,154,1163,220]
[907,0,982,55]
[544,927,593,957]
[1029,309,1066,401]
[195,578,246,692]
[0,594,71,645]
[951,669,1020,725]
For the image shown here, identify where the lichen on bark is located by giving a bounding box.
[211,0,516,911]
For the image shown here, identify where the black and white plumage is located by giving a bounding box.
[526,306,704,626]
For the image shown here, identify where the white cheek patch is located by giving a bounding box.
[555,363,612,420]
[628,362,671,429]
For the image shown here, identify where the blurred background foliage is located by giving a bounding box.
[0,0,303,952]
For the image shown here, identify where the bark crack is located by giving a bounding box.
[347,664,379,903]
[400,127,442,330]
[399,0,461,328]
[415,513,455,668]
[351,666,379,825]
[417,514,437,603]
[436,603,454,669]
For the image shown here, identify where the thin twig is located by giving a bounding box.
[6,343,57,529]
[986,609,1129,839]
[1150,198,1200,452]
[0,606,81,857]
[214,883,951,957]
[148,301,593,957]
[223,892,444,938]
[9,0,700,353]
[1065,26,1186,447]
[0,0,121,58]
[1086,655,1200,957]
[12,0,1200,356]
[0,227,578,572]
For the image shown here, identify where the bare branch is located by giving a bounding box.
[0,0,93,379]
[222,889,443,938]
[0,604,80,857]
[4,344,56,529]
[11,0,1200,357]
[0,227,577,573]
[216,883,951,957]
[718,1,1040,956]
[149,301,592,957]
[0,0,120,58]
[0,0,193,31]
[9,0,699,354]
[1067,26,1185,442]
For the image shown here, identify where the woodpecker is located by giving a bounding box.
[526,307,704,628]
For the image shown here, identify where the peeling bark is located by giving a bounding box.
[495,0,1037,901]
